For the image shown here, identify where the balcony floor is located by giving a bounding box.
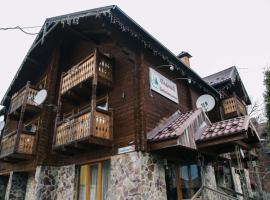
[0,152,35,163]
[9,104,41,120]
[53,135,113,155]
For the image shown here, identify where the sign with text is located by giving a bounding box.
[118,145,135,154]
[149,68,179,103]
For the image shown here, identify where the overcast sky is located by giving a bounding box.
[0,0,269,106]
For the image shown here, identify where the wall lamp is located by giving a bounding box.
[172,77,192,84]
[153,64,174,71]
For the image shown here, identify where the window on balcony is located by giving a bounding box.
[97,96,108,111]
[78,160,110,200]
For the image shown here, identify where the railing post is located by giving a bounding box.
[89,49,98,137]
[109,108,113,140]
[53,73,64,147]
[14,81,31,154]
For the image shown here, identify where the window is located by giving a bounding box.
[214,161,234,192]
[166,163,201,200]
[78,160,110,200]
[96,96,108,111]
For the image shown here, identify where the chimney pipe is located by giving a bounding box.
[177,51,192,67]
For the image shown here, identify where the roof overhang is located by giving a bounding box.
[196,116,261,154]
[1,5,220,107]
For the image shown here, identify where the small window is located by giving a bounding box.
[78,160,110,200]
[37,76,47,90]
[23,119,39,133]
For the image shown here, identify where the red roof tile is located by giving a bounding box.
[197,116,249,142]
[147,109,208,142]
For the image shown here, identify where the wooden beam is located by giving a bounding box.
[234,141,252,150]
[149,139,178,151]
[197,134,247,149]
[97,162,102,200]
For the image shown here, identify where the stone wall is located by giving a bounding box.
[24,172,37,200]
[5,172,27,200]
[0,176,9,200]
[202,163,217,200]
[231,167,243,200]
[35,165,75,200]
[108,151,167,200]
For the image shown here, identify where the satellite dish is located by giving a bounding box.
[34,89,47,106]
[196,94,215,112]
[0,116,5,132]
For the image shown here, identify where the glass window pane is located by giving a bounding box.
[79,165,88,200]
[180,166,190,198]
[165,165,178,200]
[190,165,201,195]
[90,164,98,200]
[101,160,110,200]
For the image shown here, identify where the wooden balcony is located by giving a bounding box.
[60,51,113,95]
[54,109,113,152]
[222,97,247,118]
[0,131,35,161]
[9,83,40,117]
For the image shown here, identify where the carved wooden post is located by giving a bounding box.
[14,81,30,153]
[89,49,98,137]
[52,72,64,147]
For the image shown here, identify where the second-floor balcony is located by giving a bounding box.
[0,131,36,161]
[222,97,247,118]
[60,51,113,95]
[54,108,113,151]
[9,83,40,116]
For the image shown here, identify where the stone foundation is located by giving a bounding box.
[24,172,37,200]
[0,176,9,200]
[202,163,217,200]
[35,164,75,200]
[108,151,167,200]
[5,172,27,200]
[231,167,243,200]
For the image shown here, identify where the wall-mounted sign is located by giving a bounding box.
[118,145,135,154]
[149,68,179,103]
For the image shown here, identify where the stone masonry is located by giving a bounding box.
[0,176,9,200]
[24,172,37,200]
[5,172,28,200]
[202,163,217,200]
[35,164,75,200]
[108,151,167,200]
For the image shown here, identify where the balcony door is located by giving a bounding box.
[78,160,110,200]
[166,163,201,200]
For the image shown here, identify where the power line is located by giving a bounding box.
[0,25,42,35]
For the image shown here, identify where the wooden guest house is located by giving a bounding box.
[0,5,264,200]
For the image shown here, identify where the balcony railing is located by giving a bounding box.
[222,97,247,117]
[9,83,39,114]
[60,52,113,95]
[0,131,35,158]
[55,109,113,147]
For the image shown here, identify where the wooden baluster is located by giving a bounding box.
[14,81,30,154]
[89,49,98,138]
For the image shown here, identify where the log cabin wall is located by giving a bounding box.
[46,38,140,166]
[0,16,221,170]
[0,52,58,174]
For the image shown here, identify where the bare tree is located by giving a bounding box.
[248,99,266,123]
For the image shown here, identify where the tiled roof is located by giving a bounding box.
[197,116,249,142]
[147,109,206,142]
[203,66,237,86]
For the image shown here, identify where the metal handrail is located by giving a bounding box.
[190,185,239,200]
